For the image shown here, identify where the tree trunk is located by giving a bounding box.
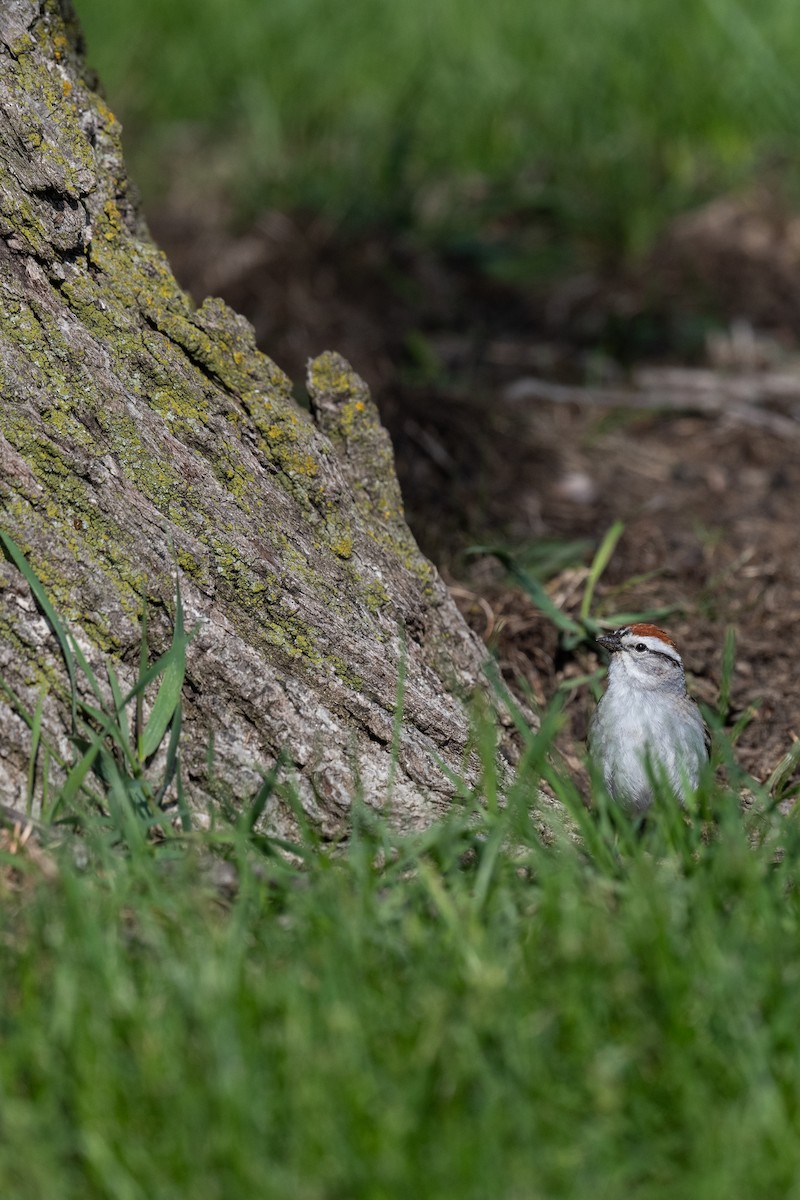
[0,0,528,839]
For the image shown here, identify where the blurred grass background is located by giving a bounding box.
[6,766,800,1199]
[75,0,800,267]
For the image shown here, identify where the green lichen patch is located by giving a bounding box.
[336,395,370,440]
[87,235,195,327]
[59,272,132,342]
[131,295,290,409]
[149,382,211,434]
[329,655,363,691]
[265,615,322,665]
[82,268,324,520]
[193,297,292,397]
[204,538,323,667]
[364,577,391,613]
[2,295,110,447]
[92,410,189,525]
[267,533,355,625]
[364,522,436,592]
[210,452,257,512]
[174,545,211,590]
[331,534,354,560]
[4,46,97,198]
[0,606,72,703]
[240,390,329,510]
[0,459,149,637]
[306,352,417,545]
[151,310,222,375]
[100,197,124,242]
[204,535,277,603]
[2,297,53,389]
[307,352,370,407]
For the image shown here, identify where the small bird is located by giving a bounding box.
[588,623,710,813]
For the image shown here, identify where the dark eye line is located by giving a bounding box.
[628,643,680,666]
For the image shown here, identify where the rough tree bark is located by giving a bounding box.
[0,0,533,839]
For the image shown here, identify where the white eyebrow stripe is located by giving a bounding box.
[622,633,682,663]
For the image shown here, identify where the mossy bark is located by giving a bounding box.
[0,0,529,836]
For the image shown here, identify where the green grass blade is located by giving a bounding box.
[174,759,192,833]
[718,625,736,722]
[556,667,606,695]
[50,691,145,820]
[140,578,190,761]
[41,743,50,816]
[0,532,78,732]
[50,736,104,818]
[242,753,286,834]
[121,642,188,711]
[277,776,321,853]
[470,819,508,916]
[26,686,47,816]
[512,566,583,636]
[482,657,536,745]
[74,698,134,768]
[102,751,148,851]
[154,699,183,809]
[729,698,762,746]
[137,602,148,751]
[476,547,583,637]
[140,646,187,761]
[766,737,800,801]
[67,631,108,710]
[467,539,591,581]
[580,520,624,622]
[474,700,499,817]
[107,660,137,768]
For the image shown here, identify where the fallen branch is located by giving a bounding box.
[504,368,800,439]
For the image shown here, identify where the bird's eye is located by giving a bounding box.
[635,642,647,652]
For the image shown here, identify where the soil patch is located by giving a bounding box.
[148,192,800,793]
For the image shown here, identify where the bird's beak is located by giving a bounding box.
[597,629,623,653]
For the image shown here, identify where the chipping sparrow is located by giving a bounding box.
[588,623,710,813]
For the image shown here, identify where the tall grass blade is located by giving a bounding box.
[102,750,148,851]
[141,649,186,761]
[140,580,190,760]
[174,758,192,833]
[243,752,286,834]
[0,532,78,732]
[41,743,50,816]
[471,819,507,916]
[766,737,800,803]
[26,686,46,816]
[67,631,108,710]
[278,777,321,854]
[154,697,183,810]
[482,657,535,743]
[51,736,104,818]
[106,660,136,769]
[478,547,583,637]
[580,520,625,622]
[137,602,148,749]
[718,625,736,722]
[510,561,583,636]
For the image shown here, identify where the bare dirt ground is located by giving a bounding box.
[150,189,800,792]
